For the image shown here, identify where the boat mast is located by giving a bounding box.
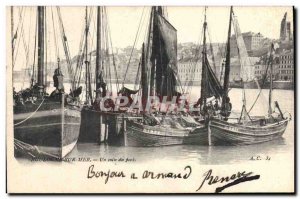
[84,6,89,103]
[96,6,102,99]
[11,7,14,68]
[149,6,156,97]
[222,6,232,103]
[37,6,45,96]
[141,43,148,111]
[268,43,274,116]
[220,6,233,119]
[146,8,154,98]
[200,7,207,110]
[44,10,47,89]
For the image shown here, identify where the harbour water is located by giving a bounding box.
[13,82,294,165]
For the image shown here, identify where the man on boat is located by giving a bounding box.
[214,100,219,111]
[67,86,82,105]
[53,59,64,93]
[96,71,107,97]
[221,96,232,119]
[50,63,65,101]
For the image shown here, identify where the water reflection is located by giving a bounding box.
[70,136,289,165]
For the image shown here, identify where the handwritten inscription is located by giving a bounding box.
[196,169,260,193]
[87,165,126,184]
[86,165,259,192]
[87,165,192,183]
[142,166,192,179]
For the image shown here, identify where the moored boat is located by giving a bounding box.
[14,96,81,158]
[76,7,126,145]
[230,79,270,89]
[210,116,289,145]
[230,79,294,90]
[13,6,82,159]
[124,7,207,147]
[273,80,294,90]
[80,107,125,144]
[209,7,290,146]
[125,114,207,147]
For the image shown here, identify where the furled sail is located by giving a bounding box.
[151,11,178,99]
[118,86,139,95]
[199,9,223,109]
[204,56,224,99]
[118,86,139,107]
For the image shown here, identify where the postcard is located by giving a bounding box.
[7,6,295,193]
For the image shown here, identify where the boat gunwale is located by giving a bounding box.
[126,120,202,137]
[210,119,288,136]
[211,118,289,129]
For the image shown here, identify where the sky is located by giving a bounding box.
[9,6,293,70]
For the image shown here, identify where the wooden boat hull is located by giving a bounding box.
[79,108,124,144]
[124,120,208,147]
[273,81,294,90]
[243,80,269,89]
[229,80,294,90]
[210,118,289,146]
[230,79,270,89]
[14,100,81,159]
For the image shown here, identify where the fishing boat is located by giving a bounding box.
[125,116,206,147]
[272,80,294,90]
[191,7,224,122]
[231,78,293,90]
[230,78,269,89]
[209,7,290,146]
[78,7,125,145]
[124,7,207,147]
[13,6,82,159]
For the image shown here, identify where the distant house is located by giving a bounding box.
[253,56,280,81]
[178,59,202,85]
[230,32,265,56]
[228,57,260,82]
[278,49,294,81]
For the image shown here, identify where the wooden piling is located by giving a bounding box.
[208,120,211,146]
[98,114,102,144]
[104,116,108,143]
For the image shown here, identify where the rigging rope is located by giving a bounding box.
[183,20,203,95]
[207,28,217,74]
[56,7,75,90]
[51,7,60,60]
[105,7,120,93]
[247,53,271,114]
[18,7,32,88]
[31,9,38,86]
[13,7,26,68]
[75,7,93,93]
[134,59,141,90]
[12,6,24,65]
[14,138,59,159]
[14,98,45,126]
[122,7,146,86]
[86,7,94,103]
[104,14,113,93]
[73,16,86,89]
[181,7,205,95]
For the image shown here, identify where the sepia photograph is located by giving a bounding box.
[6,4,295,194]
